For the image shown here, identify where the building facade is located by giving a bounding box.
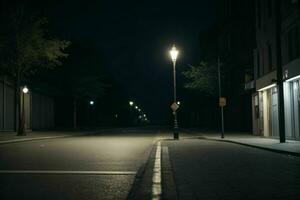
[218,0,255,131]
[251,0,300,140]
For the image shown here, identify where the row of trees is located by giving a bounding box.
[0,4,107,134]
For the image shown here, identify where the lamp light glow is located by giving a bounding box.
[170,44,179,62]
[129,101,134,106]
[22,86,29,94]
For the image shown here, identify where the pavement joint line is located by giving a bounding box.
[0,170,137,175]
[152,141,162,200]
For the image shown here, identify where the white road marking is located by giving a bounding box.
[152,141,162,200]
[0,170,136,175]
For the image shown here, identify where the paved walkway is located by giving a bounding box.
[186,132,300,156]
[0,130,104,144]
[0,131,78,144]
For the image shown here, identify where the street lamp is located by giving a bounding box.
[169,44,179,139]
[21,86,29,135]
[89,100,94,105]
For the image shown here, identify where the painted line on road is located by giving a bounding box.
[0,170,136,175]
[152,141,162,200]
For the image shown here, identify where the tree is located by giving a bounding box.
[0,7,70,135]
[182,62,218,96]
[70,76,108,129]
[51,40,109,129]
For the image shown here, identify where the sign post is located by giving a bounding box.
[218,57,225,138]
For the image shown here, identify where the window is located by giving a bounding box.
[257,51,261,77]
[267,0,272,18]
[257,0,262,29]
[291,0,298,4]
[227,0,232,17]
[287,27,299,62]
[268,43,272,71]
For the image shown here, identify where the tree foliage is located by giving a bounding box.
[0,5,70,135]
[182,62,218,96]
[0,8,70,78]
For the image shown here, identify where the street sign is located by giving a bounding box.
[171,102,179,112]
[219,97,226,107]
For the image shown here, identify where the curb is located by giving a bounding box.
[202,137,300,157]
[126,141,158,200]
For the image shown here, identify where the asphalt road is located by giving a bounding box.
[0,129,162,200]
[1,129,300,200]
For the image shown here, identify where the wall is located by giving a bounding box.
[0,76,55,131]
[31,93,54,130]
[0,77,15,131]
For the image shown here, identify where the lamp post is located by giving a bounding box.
[170,44,179,139]
[20,86,29,136]
[89,100,94,126]
[129,101,134,126]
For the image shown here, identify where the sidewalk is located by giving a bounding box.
[0,131,76,144]
[178,129,300,156]
[0,127,145,144]
[199,132,300,156]
[0,130,100,144]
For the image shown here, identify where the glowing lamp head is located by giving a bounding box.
[129,101,134,106]
[135,106,138,109]
[22,86,29,94]
[169,44,179,62]
[89,100,94,105]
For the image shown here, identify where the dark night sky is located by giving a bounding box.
[37,0,217,123]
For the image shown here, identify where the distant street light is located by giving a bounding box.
[129,101,134,106]
[89,100,94,105]
[135,106,138,109]
[170,44,179,139]
[177,101,181,105]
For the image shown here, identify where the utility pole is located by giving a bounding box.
[218,57,224,138]
[275,0,285,143]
